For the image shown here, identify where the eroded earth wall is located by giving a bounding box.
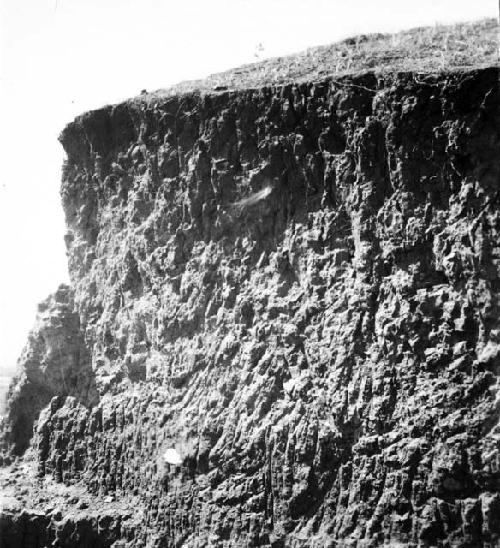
[1,68,500,547]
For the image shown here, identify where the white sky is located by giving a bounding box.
[0,0,497,375]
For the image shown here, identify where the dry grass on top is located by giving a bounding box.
[147,18,498,98]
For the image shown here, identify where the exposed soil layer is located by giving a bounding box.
[1,20,499,548]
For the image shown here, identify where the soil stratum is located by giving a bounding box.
[0,18,499,548]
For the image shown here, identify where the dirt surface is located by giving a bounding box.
[138,18,498,99]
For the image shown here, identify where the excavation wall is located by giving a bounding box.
[1,67,499,547]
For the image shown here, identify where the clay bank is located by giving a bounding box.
[0,18,499,548]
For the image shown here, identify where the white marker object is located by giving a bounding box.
[163,448,182,465]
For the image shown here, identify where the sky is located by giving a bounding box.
[0,0,497,375]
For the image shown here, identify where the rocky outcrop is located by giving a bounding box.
[1,22,499,548]
[0,286,97,459]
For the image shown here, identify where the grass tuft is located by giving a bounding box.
[140,18,498,100]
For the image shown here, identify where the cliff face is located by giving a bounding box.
[1,25,500,548]
[0,286,97,457]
